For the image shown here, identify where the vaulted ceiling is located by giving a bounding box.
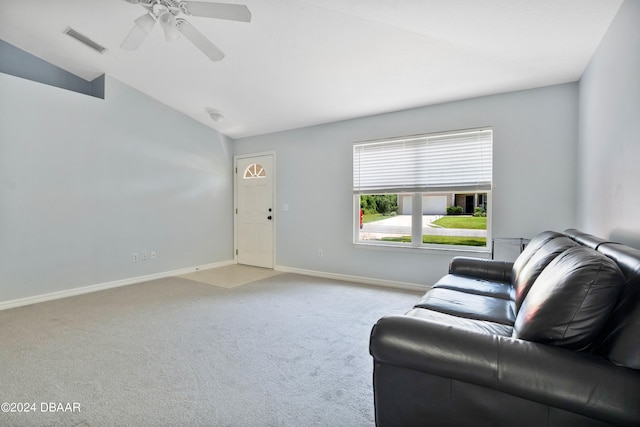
[0,0,623,138]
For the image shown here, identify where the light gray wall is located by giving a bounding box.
[577,0,640,248]
[234,83,578,286]
[0,73,234,303]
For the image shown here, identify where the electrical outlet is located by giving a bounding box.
[142,251,148,261]
[150,251,157,260]
[318,249,324,258]
[132,252,139,263]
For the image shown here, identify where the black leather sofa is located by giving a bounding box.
[370,229,640,426]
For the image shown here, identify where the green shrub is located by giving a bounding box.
[360,194,398,215]
[473,206,486,217]
[446,205,463,215]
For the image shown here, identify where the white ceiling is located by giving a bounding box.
[0,0,623,139]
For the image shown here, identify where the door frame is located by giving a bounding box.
[233,151,276,268]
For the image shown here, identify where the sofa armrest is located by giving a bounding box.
[449,256,513,283]
[370,315,640,426]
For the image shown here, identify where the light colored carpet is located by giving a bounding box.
[0,272,422,426]
[179,264,282,288]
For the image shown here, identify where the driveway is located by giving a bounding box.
[360,215,486,239]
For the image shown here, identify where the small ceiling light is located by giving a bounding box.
[206,108,224,122]
[158,11,180,41]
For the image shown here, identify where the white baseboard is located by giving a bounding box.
[274,265,428,292]
[1,262,425,311]
[0,260,234,311]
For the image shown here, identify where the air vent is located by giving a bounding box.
[64,28,107,54]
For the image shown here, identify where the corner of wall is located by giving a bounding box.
[90,74,106,99]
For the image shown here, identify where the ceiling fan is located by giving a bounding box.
[121,0,251,61]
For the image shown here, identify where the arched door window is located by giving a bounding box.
[244,163,266,179]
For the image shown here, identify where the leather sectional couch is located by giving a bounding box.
[369,229,640,426]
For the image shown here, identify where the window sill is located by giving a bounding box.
[353,241,491,256]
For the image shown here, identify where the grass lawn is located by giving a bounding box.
[432,215,486,229]
[362,213,390,224]
[382,235,487,246]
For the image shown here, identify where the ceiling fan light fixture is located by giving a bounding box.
[158,11,180,41]
[134,13,156,34]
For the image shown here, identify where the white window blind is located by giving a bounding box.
[353,129,492,194]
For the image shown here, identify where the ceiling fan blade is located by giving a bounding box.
[177,20,225,61]
[183,2,252,22]
[121,23,151,50]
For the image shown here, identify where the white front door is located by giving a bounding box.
[235,155,274,268]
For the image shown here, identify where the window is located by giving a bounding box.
[354,128,492,250]
[244,163,266,179]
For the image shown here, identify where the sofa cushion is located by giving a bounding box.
[511,231,563,283]
[405,307,513,337]
[592,243,640,369]
[513,246,626,351]
[513,236,578,312]
[432,274,512,300]
[415,288,516,325]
